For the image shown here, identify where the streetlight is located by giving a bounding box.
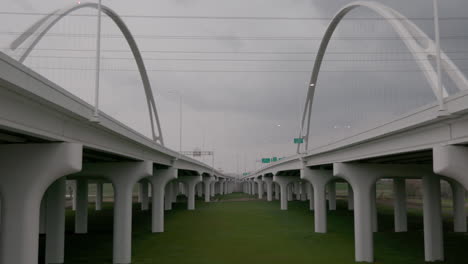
[90,0,103,123]
[167,90,182,153]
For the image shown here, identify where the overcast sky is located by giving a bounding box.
[1,0,467,174]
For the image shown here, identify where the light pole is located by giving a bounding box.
[91,0,103,123]
[167,90,182,152]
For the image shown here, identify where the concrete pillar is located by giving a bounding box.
[306,182,314,211]
[393,178,407,232]
[67,180,77,211]
[301,168,333,233]
[348,183,354,210]
[450,181,467,232]
[274,183,280,200]
[334,162,435,263]
[178,175,202,210]
[95,182,103,211]
[328,182,336,210]
[210,180,216,197]
[263,176,273,201]
[140,181,149,211]
[172,181,178,202]
[203,177,213,202]
[45,178,66,264]
[334,163,380,263]
[0,143,82,264]
[294,181,301,200]
[371,183,378,233]
[75,178,88,234]
[287,184,293,201]
[40,197,46,234]
[76,162,152,264]
[149,168,178,233]
[164,182,173,210]
[251,181,256,195]
[422,174,444,261]
[196,182,203,198]
[300,182,307,201]
[273,175,299,210]
[256,177,264,199]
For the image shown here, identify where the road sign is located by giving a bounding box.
[272,157,278,162]
[294,138,304,144]
[243,172,250,176]
[261,158,271,164]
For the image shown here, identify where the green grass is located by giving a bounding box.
[39,193,468,264]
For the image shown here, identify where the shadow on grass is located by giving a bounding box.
[38,193,468,264]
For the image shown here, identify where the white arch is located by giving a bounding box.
[298,1,468,152]
[9,3,164,145]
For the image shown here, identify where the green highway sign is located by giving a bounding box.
[261,158,271,164]
[243,172,250,176]
[272,157,278,162]
[294,138,304,144]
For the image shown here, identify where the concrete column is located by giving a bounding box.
[263,176,273,201]
[371,184,378,232]
[172,181,178,202]
[178,175,202,210]
[149,168,177,233]
[422,174,444,261]
[300,182,307,201]
[164,182,173,210]
[40,197,46,234]
[0,143,82,264]
[196,182,203,198]
[348,183,354,210]
[274,175,299,210]
[306,182,314,211]
[45,178,66,264]
[294,181,301,200]
[95,182,103,211]
[256,177,264,199]
[210,181,216,197]
[301,168,333,233]
[203,177,213,202]
[75,178,88,234]
[334,163,380,263]
[274,183,280,200]
[251,181,256,195]
[328,182,336,210]
[393,178,407,232]
[287,184,293,201]
[450,181,467,232]
[139,181,149,211]
[67,180,77,211]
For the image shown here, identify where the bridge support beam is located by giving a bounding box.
[45,178,67,264]
[95,182,103,211]
[150,168,178,232]
[165,182,173,210]
[255,177,264,199]
[75,161,152,264]
[178,175,202,210]
[139,180,149,211]
[196,182,203,198]
[450,181,467,232]
[301,168,333,233]
[335,163,436,263]
[0,143,82,264]
[263,176,273,201]
[75,178,88,234]
[348,183,354,210]
[273,175,299,210]
[275,183,280,200]
[433,145,468,233]
[203,176,214,202]
[328,182,336,210]
[422,174,444,262]
[306,182,314,211]
[393,178,407,232]
[300,181,307,201]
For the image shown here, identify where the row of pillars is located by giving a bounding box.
[242,145,468,263]
[0,143,235,264]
